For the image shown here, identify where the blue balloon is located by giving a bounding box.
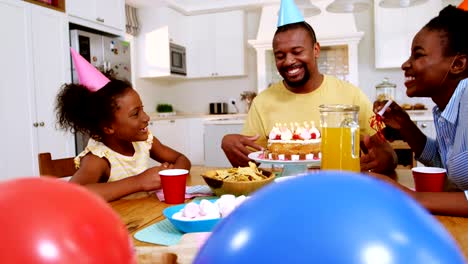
[194,171,464,264]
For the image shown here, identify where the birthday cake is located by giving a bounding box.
[264,122,321,161]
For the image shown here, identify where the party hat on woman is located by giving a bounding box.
[459,0,468,11]
[70,48,110,92]
[277,0,305,27]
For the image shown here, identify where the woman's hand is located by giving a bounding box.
[373,100,412,130]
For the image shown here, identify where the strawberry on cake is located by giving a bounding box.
[264,122,321,161]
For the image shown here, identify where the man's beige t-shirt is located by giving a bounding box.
[242,75,375,147]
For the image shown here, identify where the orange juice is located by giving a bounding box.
[321,127,360,172]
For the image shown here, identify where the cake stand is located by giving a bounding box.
[248,151,320,177]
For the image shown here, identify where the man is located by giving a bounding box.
[221,1,396,173]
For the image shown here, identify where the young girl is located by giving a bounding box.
[56,49,191,202]
[372,5,468,216]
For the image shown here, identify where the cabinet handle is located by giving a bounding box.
[170,120,175,123]
[421,123,427,128]
[39,122,45,127]
[33,122,39,127]
[96,17,105,23]
[149,122,153,125]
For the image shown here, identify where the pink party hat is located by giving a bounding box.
[70,48,110,92]
[277,0,305,27]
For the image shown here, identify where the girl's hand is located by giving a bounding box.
[137,166,164,191]
[160,162,175,170]
[373,101,412,130]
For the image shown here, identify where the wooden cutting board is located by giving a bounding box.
[136,232,210,264]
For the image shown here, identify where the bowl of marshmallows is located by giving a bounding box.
[163,194,248,233]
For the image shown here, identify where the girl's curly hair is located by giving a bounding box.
[55,79,132,140]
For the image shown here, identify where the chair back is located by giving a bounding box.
[38,153,77,178]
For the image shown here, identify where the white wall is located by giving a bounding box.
[354,8,434,109]
[135,7,435,115]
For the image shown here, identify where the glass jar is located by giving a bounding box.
[319,104,360,172]
[375,77,396,102]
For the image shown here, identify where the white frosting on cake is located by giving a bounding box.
[268,122,321,143]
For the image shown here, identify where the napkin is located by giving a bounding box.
[155,185,213,202]
[134,219,183,246]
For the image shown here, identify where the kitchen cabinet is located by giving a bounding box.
[67,0,125,36]
[136,6,188,78]
[0,0,75,179]
[148,118,205,165]
[150,119,189,156]
[204,122,243,167]
[187,10,245,78]
[187,118,205,165]
[416,120,436,139]
[374,0,441,68]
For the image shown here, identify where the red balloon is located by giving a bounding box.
[0,177,135,263]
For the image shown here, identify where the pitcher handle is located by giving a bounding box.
[351,126,359,159]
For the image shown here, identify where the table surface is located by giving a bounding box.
[110,166,468,262]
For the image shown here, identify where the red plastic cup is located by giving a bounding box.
[412,167,446,192]
[159,169,188,204]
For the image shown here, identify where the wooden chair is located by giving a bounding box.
[38,152,77,178]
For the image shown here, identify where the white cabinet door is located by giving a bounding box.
[215,11,245,77]
[67,0,95,22]
[96,0,124,31]
[67,0,125,36]
[188,11,245,78]
[188,14,213,78]
[148,118,205,165]
[0,1,74,180]
[187,118,205,165]
[204,123,243,167]
[374,0,441,68]
[416,120,436,139]
[30,5,75,158]
[149,119,189,156]
[0,0,36,179]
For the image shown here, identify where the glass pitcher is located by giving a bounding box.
[319,104,360,172]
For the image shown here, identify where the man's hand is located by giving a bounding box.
[361,134,398,174]
[221,134,263,167]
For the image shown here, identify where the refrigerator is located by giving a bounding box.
[69,29,132,154]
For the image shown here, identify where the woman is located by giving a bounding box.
[372,5,468,216]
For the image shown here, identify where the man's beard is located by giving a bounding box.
[280,64,310,88]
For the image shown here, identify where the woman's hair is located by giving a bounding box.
[55,79,132,140]
[424,5,468,56]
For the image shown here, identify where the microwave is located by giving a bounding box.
[170,43,187,76]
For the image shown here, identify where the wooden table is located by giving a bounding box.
[111,167,468,262]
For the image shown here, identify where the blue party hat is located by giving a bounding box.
[277,0,305,27]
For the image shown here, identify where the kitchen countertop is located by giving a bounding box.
[406,110,433,121]
[149,112,247,121]
[149,110,432,122]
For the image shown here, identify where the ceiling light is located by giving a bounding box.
[276,0,321,17]
[379,0,428,8]
[326,0,371,13]
[296,0,322,16]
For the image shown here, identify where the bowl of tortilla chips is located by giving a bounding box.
[201,162,275,196]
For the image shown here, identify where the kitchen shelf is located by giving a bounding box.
[24,0,65,12]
